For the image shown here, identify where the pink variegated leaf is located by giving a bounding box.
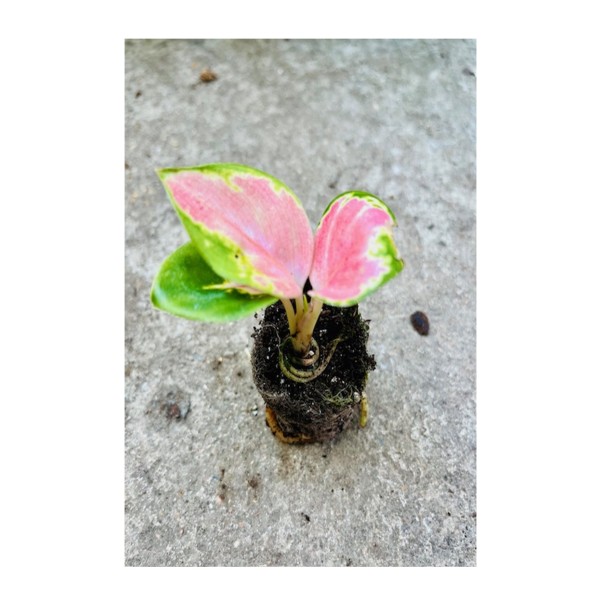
[157,164,314,299]
[309,191,403,306]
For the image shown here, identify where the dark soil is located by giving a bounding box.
[251,302,376,443]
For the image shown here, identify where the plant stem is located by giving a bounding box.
[293,298,324,355]
[282,296,325,356]
[294,295,305,324]
[281,297,297,336]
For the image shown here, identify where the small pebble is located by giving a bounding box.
[410,311,430,336]
[199,68,217,83]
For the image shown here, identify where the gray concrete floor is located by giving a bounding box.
[125,39,476,566]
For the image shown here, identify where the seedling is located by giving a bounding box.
[151,163,404,442]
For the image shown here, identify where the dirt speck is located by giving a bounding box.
[199,68,217,83]
[160,387,191,420]
[217,468,227,502]
[410,311,430,336]
[167,403,181,419]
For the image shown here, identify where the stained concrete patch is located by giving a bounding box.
[125,39,476,567]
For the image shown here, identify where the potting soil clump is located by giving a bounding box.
[251,302,376,443]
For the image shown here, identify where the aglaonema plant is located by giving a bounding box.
[151,163,403,443]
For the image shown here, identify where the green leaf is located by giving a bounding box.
[151,243,278,321]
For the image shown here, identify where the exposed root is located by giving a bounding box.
[278,336,343,383]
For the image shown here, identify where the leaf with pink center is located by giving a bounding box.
[157,163,314,299]
[308,191,403,306]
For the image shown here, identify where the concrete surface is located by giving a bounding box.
[125,39,476,567]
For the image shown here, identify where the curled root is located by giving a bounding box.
[278,336,342,383]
